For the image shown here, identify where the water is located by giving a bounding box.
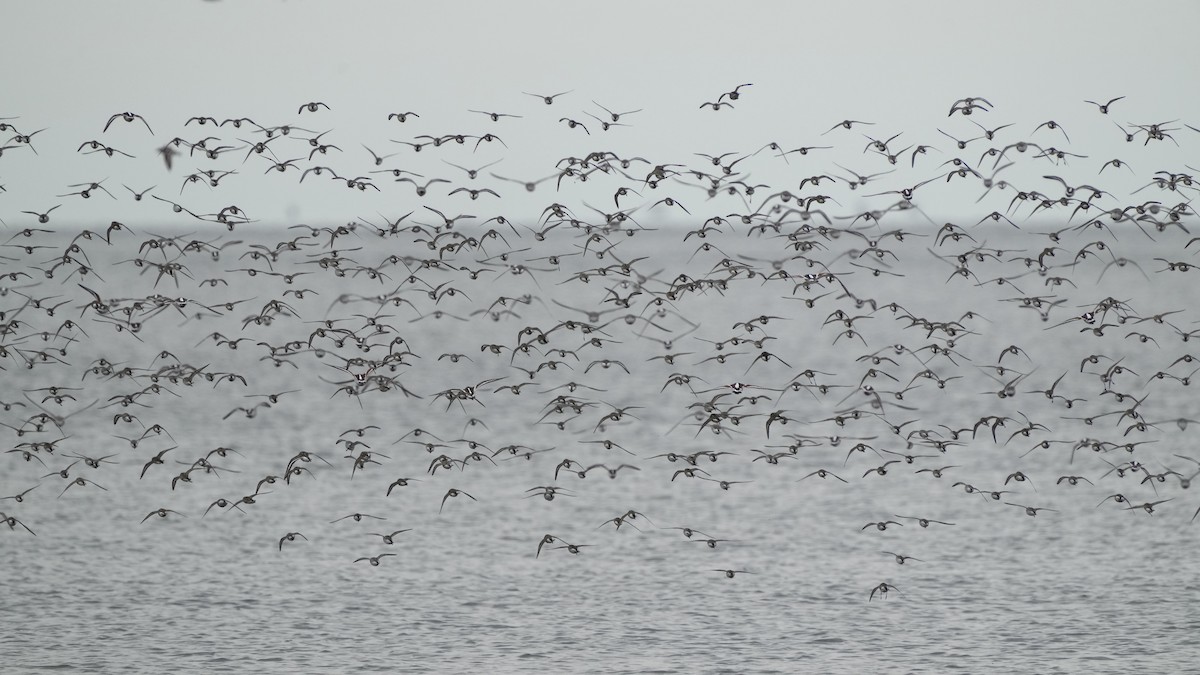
[3,95,1200,672]
[2,224,1198,673]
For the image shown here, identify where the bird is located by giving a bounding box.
[354,554,397,566]
[1005,503,1057,517]
[718,84,752,102]
[800,469,849,483]
[523,90,572,105]
[1084,96,1125,114]
[869,582,898,601]
[331,513,386,524]
[369,529,412,544]
[535,534,561,558]
[278,532,308,550]
[893,516,954,528]
[714,569,754,579]
[104,112,153,134]
[439,488,477,513]
[1,512,36,535]
[140,508,183,523]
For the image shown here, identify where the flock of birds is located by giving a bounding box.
[2,87,1200,601]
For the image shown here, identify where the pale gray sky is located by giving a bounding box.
[2,0,1197,227]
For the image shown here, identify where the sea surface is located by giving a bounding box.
[2,221,1198,674]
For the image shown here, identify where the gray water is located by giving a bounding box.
[3,102,1200,674]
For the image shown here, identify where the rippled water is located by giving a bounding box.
[2,221,1199,673]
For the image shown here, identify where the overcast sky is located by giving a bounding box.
[2,1,1197,228]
